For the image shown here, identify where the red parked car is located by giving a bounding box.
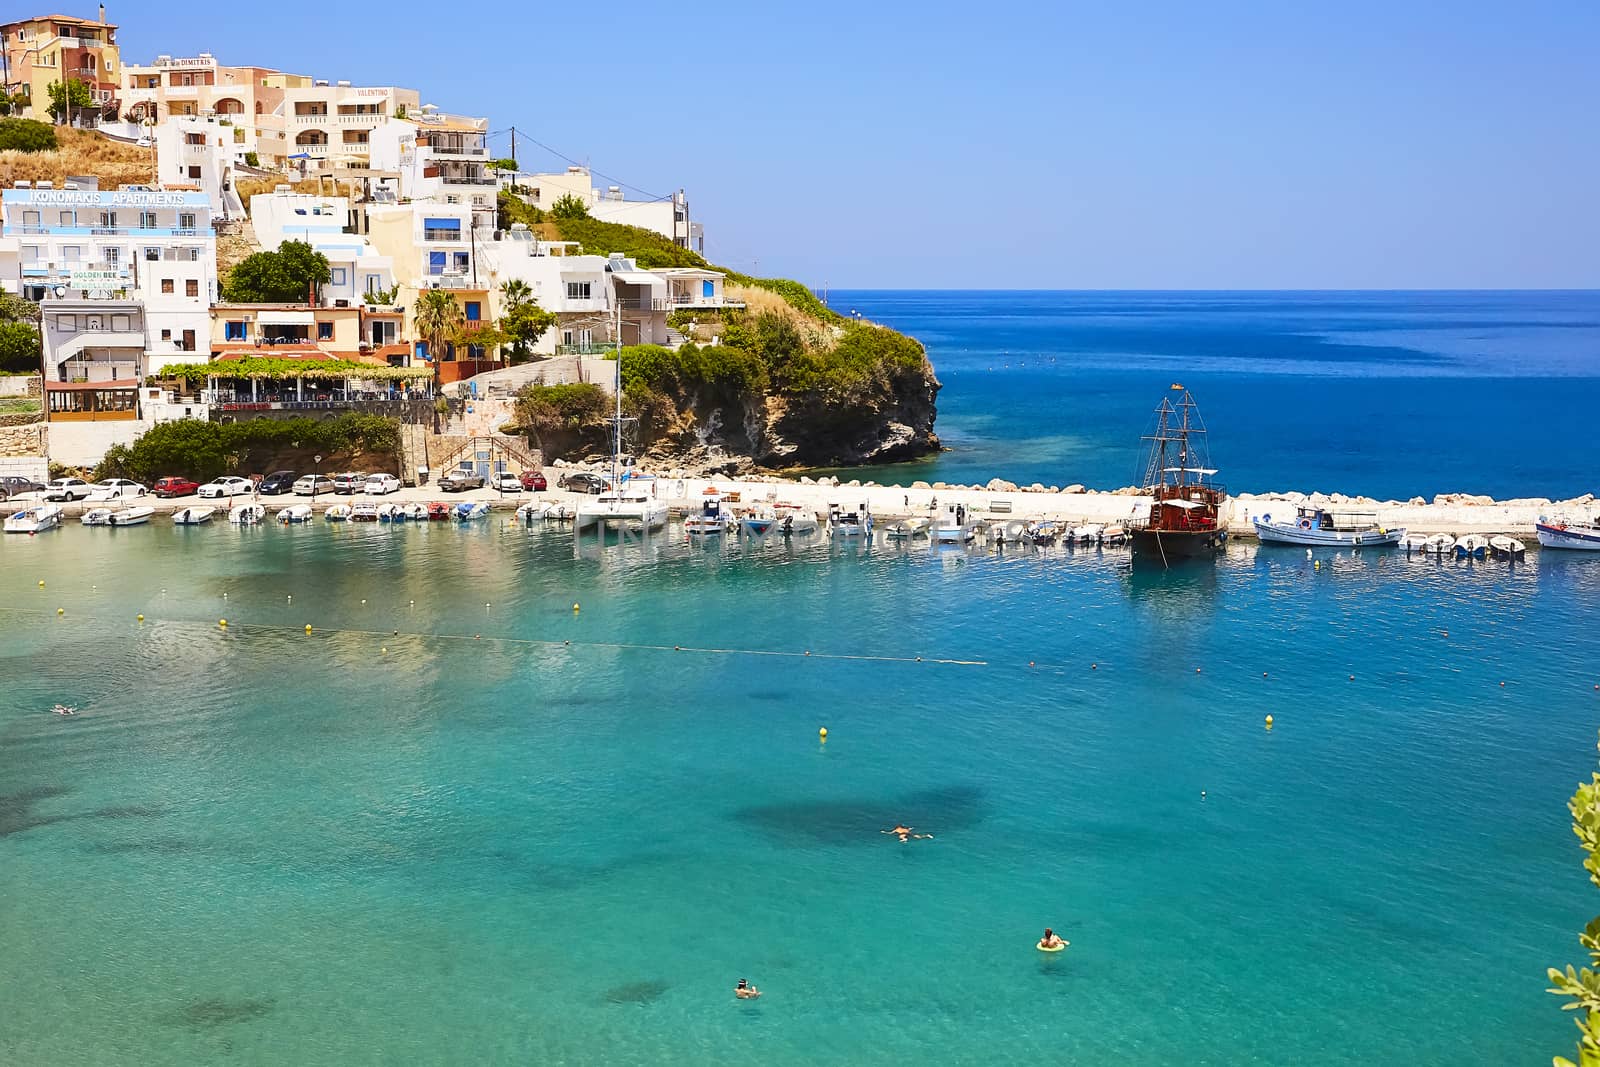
[519,470,548,491]
[153,476,200,498]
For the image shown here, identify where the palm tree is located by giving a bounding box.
[500,279,532,311]
[414,290,464,382]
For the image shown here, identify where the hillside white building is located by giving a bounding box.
[154,116,246,219]
[249,188,397,310]
[367,111,497,227]
[518,166,701,251]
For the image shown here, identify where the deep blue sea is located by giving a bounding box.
[826,290,1600,500]
[4,520,1600,1065]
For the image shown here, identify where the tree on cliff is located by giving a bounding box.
[498,279,557,364]
[223,241,331,304]
[0,293,42,373]
[46,78,93,125]
[0,117,56,151]
[549,194,589,220]
[1550,732,1600,1067]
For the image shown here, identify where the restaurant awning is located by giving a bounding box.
[46,378,140,391]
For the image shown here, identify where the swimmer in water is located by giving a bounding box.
[1039,928,1068,949]
[51,704,75,716]
[881,824,933,842]
[735,978,761,1000]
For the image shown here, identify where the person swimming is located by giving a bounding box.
[735,978,761,1000]
[1039,928,1067,949]
[51,704,75,716]
[881,824,933,842]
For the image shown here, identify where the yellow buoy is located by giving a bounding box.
[136,614,144,622]
[38,580,44,587]
[361,599,367,605]
[218,618,227,628]
[819,727,828,741]
[1264,714,1274,728]
[56,607,64,615]
[305,624,313,634]
[572,603,580,613]
[381,647,388,654]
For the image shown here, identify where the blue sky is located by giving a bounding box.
[103,1,1598,288]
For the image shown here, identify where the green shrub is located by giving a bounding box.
[222,240,331,303]
[549,194,590,220]
[0,117,57,153]
[93,414,401,483]
[0,321,41,373]
[244,150,259,168]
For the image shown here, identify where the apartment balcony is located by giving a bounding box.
[438,174,498,187]
[165,84,198,97]
[426,145,488,159]
[616,297,669,312]
[292,113,331,124]
[291,143,331,157]
[559,298,608,313]
[669,294,746,310]
[555,343,617,356]
[334,113,383,126]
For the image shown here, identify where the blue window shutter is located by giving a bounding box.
[465,302,480,321]
[702,279,714,298]
[429,251,445,274]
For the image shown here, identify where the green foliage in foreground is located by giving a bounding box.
[222,240,332,303]
[95,414,401,483]
[0,117,57,152]
[156,358,432,384]
[497,190,544,228]
[512,383,609,452]
[0,321,41,374]
[1550,733,1600,1067]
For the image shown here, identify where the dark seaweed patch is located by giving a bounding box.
[603,980,669,1005]
[89,837,202,855]
[0,785,71,837]
[731,784,987,844]
[166,997,275,1030]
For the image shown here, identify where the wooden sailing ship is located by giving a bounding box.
[1130,386,1227,564]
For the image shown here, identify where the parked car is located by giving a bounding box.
[0,476,46,501]
[197,476,254,499]
[519,470,548,492]
[490,472,522,493]
[438,471,486,492]
[558,472,610,495]
[88,479,148,501]
[42,477,95,501]
[258,470,299,495]
[364,473,401,495]
[292,474,335,496]
[332,472,369,495]
[152,476,200,498]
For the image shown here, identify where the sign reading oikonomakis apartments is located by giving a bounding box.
[2,189,211,209]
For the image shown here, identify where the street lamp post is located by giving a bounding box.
[313,454,322,500]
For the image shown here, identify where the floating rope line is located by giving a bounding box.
[25,611,988,668]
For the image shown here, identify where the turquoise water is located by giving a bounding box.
[828,290,1600,500]
[4,522,1599,1064]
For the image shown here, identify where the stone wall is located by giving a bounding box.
[0,410,42,428]
[0,423,47,482]
[0,376,41,399]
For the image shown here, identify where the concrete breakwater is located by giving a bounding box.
[22,476,1596,539]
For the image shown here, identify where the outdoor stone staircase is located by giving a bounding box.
[429,433,542,481]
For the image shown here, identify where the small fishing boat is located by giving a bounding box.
[685,490,731,536]
[455,501,489,521]
[775,502,818,536]
[828,503,873,539]
[1401,533,1433,554]
[1029,521,1061,546]
[1101,524,1128,546]
[5,502,63,533]
[81,507,114,526]
[401,502,428,522]
[350,502,380,522]
[376,502,407,522]
[426,502,451,521]
[514,500,550,524]
[1420,533,1455,556]
[325,503,352,521]
[229,502,266,525]
[1535,516,1600,552]
[934,502,975,544]
[172,505,215,525]
[1071,523,1105,545]
[1130,386,1226,565]
[277,504,313,524]
[1454,533,1490,560]
[108,505,154,527]
[739,504,778,537]
[1489,535,1527,561]
[1254,506,1403,548]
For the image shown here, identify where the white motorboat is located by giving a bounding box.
[1028,521,1061,546]
[515,500,556,524]
[455,501,489,521]
[108,505,154,526]
[1420,533,1455,556]
[934,502,976,544]
[172,505,215,525]
[1536,516,1600,552]
[1070,523,1105,545]
[1400,533,1434,553]
[1454,533,1490,560]
[229,503,266,525]
[775,503,818,536]
[828,503,874,539]
[401,502,428,522]
[277,504,314,524]
[1489,535,1527,561]
[1253,507,1404,548]
[739,504,778,537]
[350,502,380,522]
[685,490,731,536]
[376,502,407,522]
[81,507,114,526]
[324,503,352,521]
[5,503,63,533]
[1100,524,1129,546]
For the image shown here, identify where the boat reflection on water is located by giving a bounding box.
[1123,551,1223,623]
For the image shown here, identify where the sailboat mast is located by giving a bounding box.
[613,302,622,488]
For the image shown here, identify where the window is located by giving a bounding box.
[186,279,199,298]
[371,320,396,345]
[566,282,591,301]
[465,302,481,321]
[428,251,445,276]
[330,267,347,286]
[317,322,333,340]
[144,247,159,261]
[178,213,196,230]
[188,247,200,262]
[160,279,174,294]
[225,321,246,341]
[104,246,119,266]
[59,210,73,226]
[21,209,39,228]
[111,314,130,331]
[139,211,157,229]
[181,329,195,351]
[160,329,171,340]
[22,245,40,263]
[452,252,469,273]
[100,211,117,228]
[187,166,201,180]
[365,275,382,294]
[62,246,81,262]
[59,315,77,332]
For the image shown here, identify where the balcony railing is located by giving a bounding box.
[555,343,616,356]
[425,144,488,158]
[423,229,464,242]
[292,113,330,123]
[616,297,669,312]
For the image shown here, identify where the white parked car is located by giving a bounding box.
[364,473,401,495]
[490,472,522,493]
[88,479,148,501]
[42,477,97,501]
[197,476,254,499]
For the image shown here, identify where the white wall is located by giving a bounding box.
[48,420,145,467]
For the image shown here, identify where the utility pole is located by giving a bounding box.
[509,126,516,167]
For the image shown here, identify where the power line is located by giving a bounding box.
[485,126,672,202]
